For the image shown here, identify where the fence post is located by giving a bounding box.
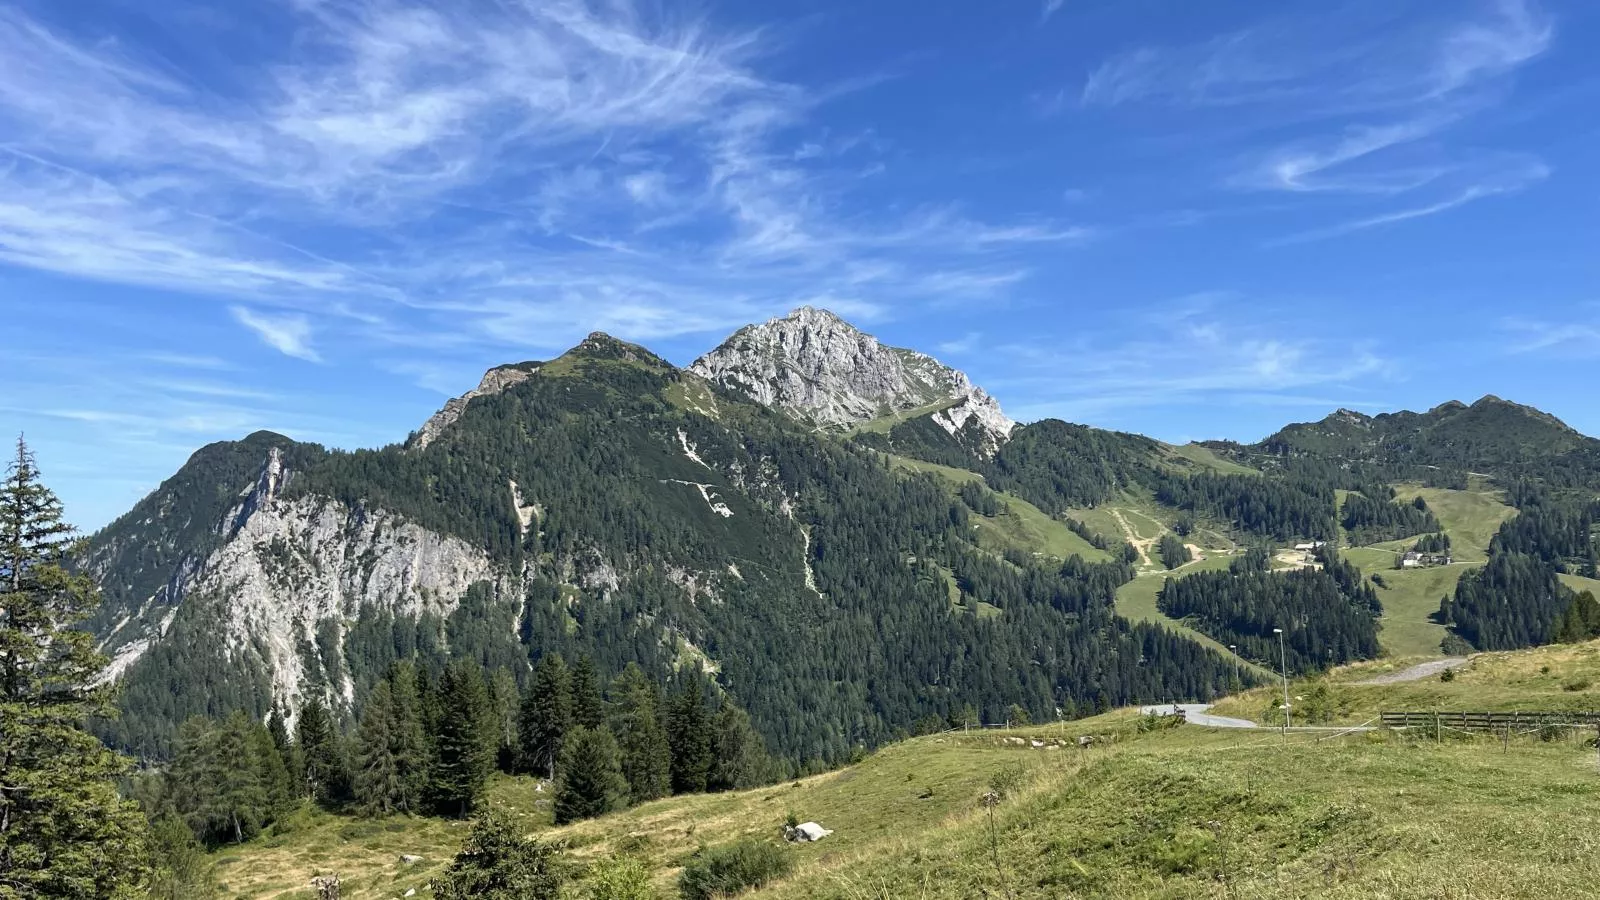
[1502,723,1509,753]
[1435,711,1441,746]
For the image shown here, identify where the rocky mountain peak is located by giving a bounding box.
[690,307,1015,450]
[412,362,542,451]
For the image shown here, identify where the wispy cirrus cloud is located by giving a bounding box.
[1502,310,1600,356]
[1076,0,1553,238]
[0,0,1085,364]
[994,294,1392,423]
[231,306,321,361]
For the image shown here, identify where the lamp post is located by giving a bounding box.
[1228,644,1240,693]
[1273,627,1290,736]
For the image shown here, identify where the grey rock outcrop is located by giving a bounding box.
[690,307,1015,450]
[413,363,540,450]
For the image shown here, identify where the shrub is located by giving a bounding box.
[1439,668,1455,683]
[1562,677,1591,692]
[430,809,566,900]
[988,762,1028,800]
[585,856,654,900]
[677,840,792,900]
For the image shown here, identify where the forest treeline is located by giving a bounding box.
[1157,548,1383,674]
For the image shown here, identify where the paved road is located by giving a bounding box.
[1140,703,1257,729]
[1350,657,1468,685]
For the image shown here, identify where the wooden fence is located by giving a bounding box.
[1381,711,1600,731]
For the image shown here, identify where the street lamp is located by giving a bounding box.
[1273,627,1290,735]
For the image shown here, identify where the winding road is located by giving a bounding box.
[1139,703,1258,729]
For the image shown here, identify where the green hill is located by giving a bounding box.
[209,640,1600,900]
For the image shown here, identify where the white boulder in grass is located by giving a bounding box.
[787,822,833,842]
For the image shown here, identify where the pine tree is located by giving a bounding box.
[429,661,495,817]
[552,726,628,824]
[266,704,301,791]
[0,437,151,896]
[429,807,566,900]
[170,713,270,845]
[296,694,345,805]
[570,653,605,729]
[708,703,769,792]
[666,674,713,795]
[385,661,430,812]
[353,680,406,817]
[607,664,671,803]
[247,715,295,823]
[485,667,520,773]
[518,653,572,779]
[145,811,219,900]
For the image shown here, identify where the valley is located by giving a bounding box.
[17,306,1600,900]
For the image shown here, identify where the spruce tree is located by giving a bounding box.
[247,714,295,823]
[429,807,565,900]
[607,664,671,803]
[296,694,345,805]
[169,713,271,845]
[569,653,605,729]
[145,811,218,900]
[266,704,300,788]
[552,726,628,824]
[385,661,430,812]
[485,667,520,773]
[518,653,572,779]
[353,680,405,817]
[0,437,151,896]
[666,674,713,795]
[708,703,769,792]
[429,661,495,817]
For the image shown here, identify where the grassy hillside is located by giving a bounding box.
[1114,560,1277,680]
[887,455,1110,562]
[215,640,1600,900]
[1336,484,1516,658]
[1389,483,1516,564]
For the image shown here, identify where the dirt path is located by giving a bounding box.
[1350,657,1468,685]
[1108,507,1155,568]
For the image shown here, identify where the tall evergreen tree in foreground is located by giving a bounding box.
[353,680,408,817]
[608,663,672,804]
[429,660,495,817]
[666,673,713,795]
[569,653,605,730]
[0,437,151,896]
[518,652,572,779]
[552,726,628,824]
[296,693,346,805]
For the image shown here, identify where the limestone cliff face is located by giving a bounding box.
[94,447,497,721]
[690,307,1016,451]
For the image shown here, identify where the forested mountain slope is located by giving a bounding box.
[84,329,1245,764]
[82,308,1600,766]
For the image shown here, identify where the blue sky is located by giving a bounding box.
[3,0,1598,531]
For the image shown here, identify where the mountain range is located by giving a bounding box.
[81,307,1600,762]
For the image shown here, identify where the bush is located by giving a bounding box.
[1439,668,1455,683]
[677,840,792,900]
[430,809,566,900]
[1562,678,1591,692]
[585,856,654,900]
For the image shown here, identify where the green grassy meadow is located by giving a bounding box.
[214,639,1600,900]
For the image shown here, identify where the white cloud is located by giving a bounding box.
[231,306,321,361]
[994,296,1392,422]
[1041,0,1067,23]
[0,0,1082,356]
